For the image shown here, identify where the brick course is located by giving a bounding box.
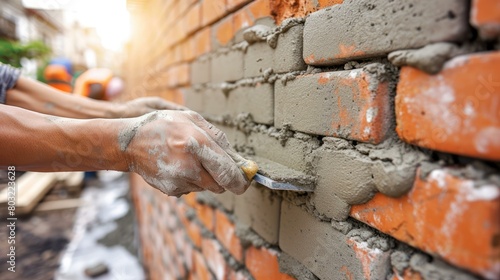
[126,0,500,279]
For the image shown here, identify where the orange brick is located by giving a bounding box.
[214,15,235,46]
[195,27,211,56]
[318,0,343,8]
[202,0,227,26]
[184,192,198,208]
[245,246,296,280]
[471,0,500,39]
[248,0,271,21]
[185,220,203,248]
[396,52,500,161]
[227,0,252,11]
[233,8,254,30]
[202,238,231,279]
[160,88,185,105]
[192,250,211,280]
[391,269,423,280]
[346,238,392,280]
[227,270,251,280]
[195,203,215,231]
[215,210,243,262]
[181,38,197,62]
[186,3,201,34]
[350,168,500,279]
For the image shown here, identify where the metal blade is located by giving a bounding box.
[253,173,313,192]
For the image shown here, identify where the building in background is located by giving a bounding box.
[0,0,128,78]
[0,0,64,77]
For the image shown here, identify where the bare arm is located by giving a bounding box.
[0,104,128,171]
[0,105,250,196]
[6,76,187,119]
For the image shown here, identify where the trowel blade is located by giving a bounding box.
[253,173,313,192]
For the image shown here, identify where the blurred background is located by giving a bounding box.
[0,0,130,80]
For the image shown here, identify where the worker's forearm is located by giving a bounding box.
[0,105,129,172]
[6,77,122,119]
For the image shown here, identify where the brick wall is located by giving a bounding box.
[124,0,500,279]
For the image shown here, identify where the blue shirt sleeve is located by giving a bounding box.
[0,64,21,104]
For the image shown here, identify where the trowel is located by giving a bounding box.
[226,149,314,192]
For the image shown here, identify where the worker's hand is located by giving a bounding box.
[121,110,250,196]
[116,97,187,118]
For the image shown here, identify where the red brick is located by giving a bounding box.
[195,203,215,231]
[160,88,184,105]
[471,0,500,39]
[350,168,500,279]
[180,38,196,63]
[270,0,302,24]
[245,246,295,280]
[227,270,251,280]
[318,0,343,8]
[186,3,201,34]
[174,63,190,86]
[202,238,230,279]
[195,28,212,56]
[233,8,254,30]
[227,0,252,11]
[396,52,500,160]
[192,250,211,280]
[247,0,271,21]
[391,269,423,280]
[346,238,392,280]
[214,15,235,47]
[178,205,202,248]
[202,0,227,26]
[215,210,244,262]
[183,192,198,208]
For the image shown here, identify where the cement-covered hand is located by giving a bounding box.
[121,110,250,196]
[116,97,187,118]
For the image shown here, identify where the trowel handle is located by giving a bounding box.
[225,149,259,181]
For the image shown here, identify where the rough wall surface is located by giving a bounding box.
[124,0,500,279]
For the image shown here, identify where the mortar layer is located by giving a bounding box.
[388,42,462,74]
[313,136,425,221]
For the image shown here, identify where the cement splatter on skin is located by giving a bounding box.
[118,111,159,152]
[120,110,248,196]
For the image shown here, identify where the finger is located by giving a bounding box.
[196,168,226,194]
[186,135,249,195]
[187,111,230,150]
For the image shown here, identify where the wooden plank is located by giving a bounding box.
[34,198,83,212]
[0,172,58,215]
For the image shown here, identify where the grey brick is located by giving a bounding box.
[274,25,306,73]
[203,87,228,120]
[209,191,235,212]
[248,131,319,174]
[303,0,469,65]
[191,57,211,84]
[228,83,274,125]
[244,42,274,78]
[274,66,393,144]
[279,201,365,279]
[234,183,281,244]
[183,88,204,113]
[211,49,244,82]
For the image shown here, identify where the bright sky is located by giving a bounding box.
[23,0,131,51]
